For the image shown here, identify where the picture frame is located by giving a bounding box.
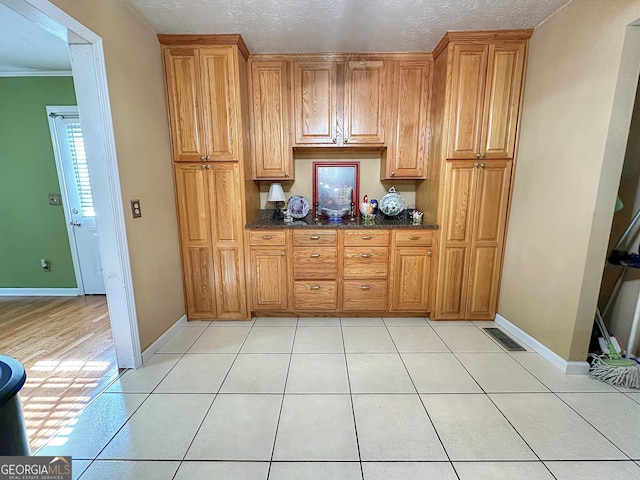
[312,162,360,218]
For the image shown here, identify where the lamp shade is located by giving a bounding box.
[266,183,286,202]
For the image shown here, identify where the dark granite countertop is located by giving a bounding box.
[246,210,438,230]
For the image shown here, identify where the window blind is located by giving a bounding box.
[66,122,95,217]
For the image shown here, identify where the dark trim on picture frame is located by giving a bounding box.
[312,161,360,218]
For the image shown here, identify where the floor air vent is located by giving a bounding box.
[483,327,526,351]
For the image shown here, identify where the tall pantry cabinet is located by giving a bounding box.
[160,35,259,320]
[419,30,531,320]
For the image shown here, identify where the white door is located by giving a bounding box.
[48,107,105,294]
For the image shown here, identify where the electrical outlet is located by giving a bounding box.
[41,259,51,272]
[130,199,142,218]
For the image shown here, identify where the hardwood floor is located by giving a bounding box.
[0,295,119,451]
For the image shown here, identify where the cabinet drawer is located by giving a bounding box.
[294,281,338,310]
[293,229,337,246]
[343,247,388,278]
[343,230,389,246]
[342,279,388,311]
[293,247,337,279]
[393,230,433,247]
[249,230,287,246]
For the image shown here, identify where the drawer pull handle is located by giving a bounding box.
[361,235,373,240]
[309,235,321,240]
[309,253,321,258]
[309,285,321,290]
[360,253,372,258]
[261,235,273,240]
[407,235,420,240]
[359,285,372,290]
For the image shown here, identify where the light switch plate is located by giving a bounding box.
[48,193,62,206]
[130,199,142,218]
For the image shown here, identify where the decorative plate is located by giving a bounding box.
[379,187,405,217]
[287,195,310,219]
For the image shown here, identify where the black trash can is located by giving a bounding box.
[0,355,29,455]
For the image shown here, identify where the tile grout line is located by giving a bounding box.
[383,316,459,478]
[266,316,298,478]
[175,319,255,471]
[340,316,365,480]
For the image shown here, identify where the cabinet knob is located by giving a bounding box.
[206,155,211,161]
[359,285,372,290]
[284,171,289,177]
[480,153,486,159]
[201,164,207,169]
[206,165,211,169]
[427,251,432,257]
[261,235,273,240]
[309,285,321,290]
[309,235,321,240]
[479,163,485,168]
[309,253,321,258]
[474,162,481,168]
[344,137,349,143]
[200,156,206,161]
[332,137,337,143]
[360,253,372,258]
[391,171,396,176]
[281,251,286,256]
[476,153,482,159]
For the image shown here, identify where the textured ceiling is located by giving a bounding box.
[0,2,71,75]
[125,0,571,53]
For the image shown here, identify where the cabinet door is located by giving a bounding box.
[384,60,430,179]
[293,62,337,144]
[391,248,433,312]
[164,48,207,161]
[434,161,477,319]
[481,43,526,159]
[200,47,239,160]
[343,61,388,144]
[209,163,248,318]
[174,164,216,318]
[250,248,289,310]
[250,60,293,179]
[466,160,512,319]
[447,44,489,159]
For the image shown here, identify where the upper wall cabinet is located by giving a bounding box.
[292,59,389,146]
[447,41,526,160]
[249,60,293,179]
[164,46,241,161]
[383,59,432,179]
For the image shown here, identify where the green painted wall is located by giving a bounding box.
[0,77,78,288]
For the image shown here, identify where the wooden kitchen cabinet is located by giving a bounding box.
[434,160,512,319]
[249,60,294,179]
[447,41,526,160]
[247,231,289,311]
[163,45,241,162]
[390,230,434,312]
[174,162,248,319]
[340,230,389,311]
[292,59,389,146]
[383,59,432,179]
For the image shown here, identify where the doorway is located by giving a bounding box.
[1,0,141,368]
[47,106,105,295]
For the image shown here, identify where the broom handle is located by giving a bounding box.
[613,208,640,251]
[595,308,612,342]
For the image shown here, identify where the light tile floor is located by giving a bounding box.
[35,317,640,480]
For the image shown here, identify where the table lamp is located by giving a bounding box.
[267,183,286,220]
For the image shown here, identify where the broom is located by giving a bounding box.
[588,308,640,389]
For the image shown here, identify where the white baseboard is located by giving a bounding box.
[495,313,590,375]
[0,288,81,296]
[141,314,187,364]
